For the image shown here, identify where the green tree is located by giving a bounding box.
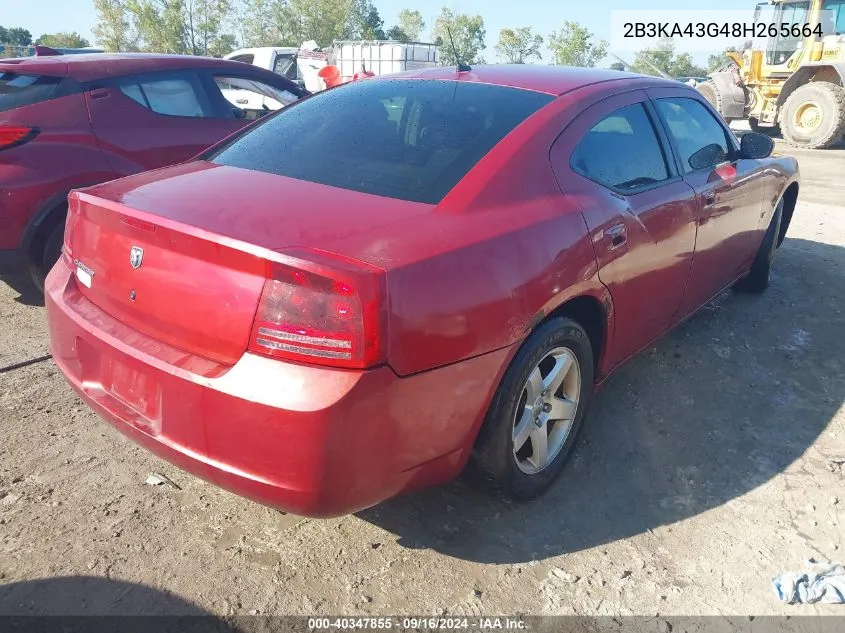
[631,38,707,78]
[548,21,607,67]
[671,53,708,77]
[609,61,626,71]
[707,46,737,72]
[386,25,409,42]
[495,26,542,64]
[35,32,92,48]
[2,27,33,46]
[285,0,354,48]
[209,32,238,56]
[396,8,424,42]
[97,0,237,55]
[348,0,385,39]
[186,0,234,55]
[432,7,485,66]
[124,0,188,53]
[93,0,137,51]
[238,0,284,47]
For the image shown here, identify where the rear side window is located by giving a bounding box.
[273,55,299,80]
[115,72,213,118]
[654,97,732,172]
[212,74,300,121]
[209,79,553,204]
[0,72,63,112]
[571,103,670,191]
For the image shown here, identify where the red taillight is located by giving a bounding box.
[61,194,80,265]
[0,126,39,152]
[248,252,386,369]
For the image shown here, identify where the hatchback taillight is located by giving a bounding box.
[0,125,39,152]
[248,252,386,369]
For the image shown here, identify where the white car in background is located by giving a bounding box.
[213,74,301,121]
[224,45,327,93]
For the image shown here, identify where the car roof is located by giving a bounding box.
[385,64,681,96]
[0,53,265,82]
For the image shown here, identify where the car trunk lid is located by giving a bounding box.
[66,161,431,365]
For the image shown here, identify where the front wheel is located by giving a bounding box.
[470,317,594,501]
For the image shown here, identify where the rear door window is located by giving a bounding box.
[209,79,553,204]
[114,71,213,118]
[272,55,299,80]
[570,103,671,191]
[0,72,65,112]
[654,97,734,172]
[210,74,300,121]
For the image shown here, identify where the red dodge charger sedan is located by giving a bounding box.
[46,66,800,517]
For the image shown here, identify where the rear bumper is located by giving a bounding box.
[45,259,511,517]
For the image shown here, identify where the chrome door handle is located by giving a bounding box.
[605,223,628,250]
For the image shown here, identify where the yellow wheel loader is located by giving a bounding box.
[699,0,845,148]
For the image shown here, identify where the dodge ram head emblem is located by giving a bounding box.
[129,246,144,269]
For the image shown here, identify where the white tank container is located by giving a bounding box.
[333,41,438,81]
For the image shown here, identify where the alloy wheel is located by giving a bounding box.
[512,346,581,474]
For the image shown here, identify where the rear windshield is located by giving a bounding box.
[0,72,63,112]
[209,79,554,204]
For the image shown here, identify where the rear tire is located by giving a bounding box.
[780,82,845,149]
[735,198,783,294]
[470,317,594,501]
[28,221,64,292]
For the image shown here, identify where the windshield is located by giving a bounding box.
[822,0,845,34]
[209,79,553,204]
[766,1,811,65]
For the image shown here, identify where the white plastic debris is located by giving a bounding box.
[144,473,180,489]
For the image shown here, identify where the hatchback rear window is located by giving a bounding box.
[0,72,63,112]
[209,79,554,204]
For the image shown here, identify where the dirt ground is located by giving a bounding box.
[1,140,844,619]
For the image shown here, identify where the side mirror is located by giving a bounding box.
[688,143,727,171]
[231,107,247,120]
[740,131,774,159]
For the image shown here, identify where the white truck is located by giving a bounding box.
[224,40,438,93]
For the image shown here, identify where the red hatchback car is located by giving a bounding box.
[46,66,799,517]
[0,53,306,287]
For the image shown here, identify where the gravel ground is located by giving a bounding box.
[1,141,843,618]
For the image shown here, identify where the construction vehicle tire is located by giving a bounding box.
[781,82,845,149]
[698,80,734,122]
